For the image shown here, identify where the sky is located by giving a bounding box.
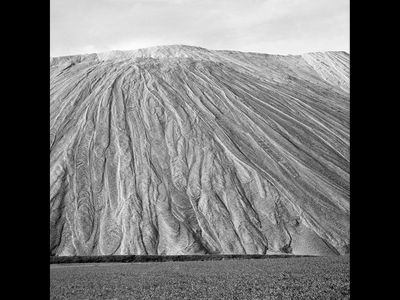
[50,0,349,57]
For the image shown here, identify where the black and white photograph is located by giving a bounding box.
[50,0,350,298]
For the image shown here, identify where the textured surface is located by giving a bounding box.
[50,45,349,256]
[50,256,350,299]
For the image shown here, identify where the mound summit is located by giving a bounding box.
[50,45,349,256]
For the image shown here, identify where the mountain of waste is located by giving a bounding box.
[50,45,349,256]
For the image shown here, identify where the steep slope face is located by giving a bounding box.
[50,45,349,256]
[302,51,349,92]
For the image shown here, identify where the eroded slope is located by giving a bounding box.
[50,45,349,256]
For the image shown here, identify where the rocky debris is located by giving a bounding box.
[50,45,349,256]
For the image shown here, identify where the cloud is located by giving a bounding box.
[50,0,349,57]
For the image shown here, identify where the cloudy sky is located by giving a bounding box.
[50,0,349,57]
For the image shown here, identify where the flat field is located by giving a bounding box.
[50,256,349,299]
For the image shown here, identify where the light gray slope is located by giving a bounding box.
[302,51,349,92]
[50,45,349,256]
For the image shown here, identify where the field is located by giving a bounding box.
[50,256,349,299]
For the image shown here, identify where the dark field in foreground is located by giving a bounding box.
[50,256,349,300]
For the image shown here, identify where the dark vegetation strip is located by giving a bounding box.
[50,254,316,264]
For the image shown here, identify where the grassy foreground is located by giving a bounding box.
[50,256,349,299]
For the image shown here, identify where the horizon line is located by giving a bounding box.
[50,44,350,59]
